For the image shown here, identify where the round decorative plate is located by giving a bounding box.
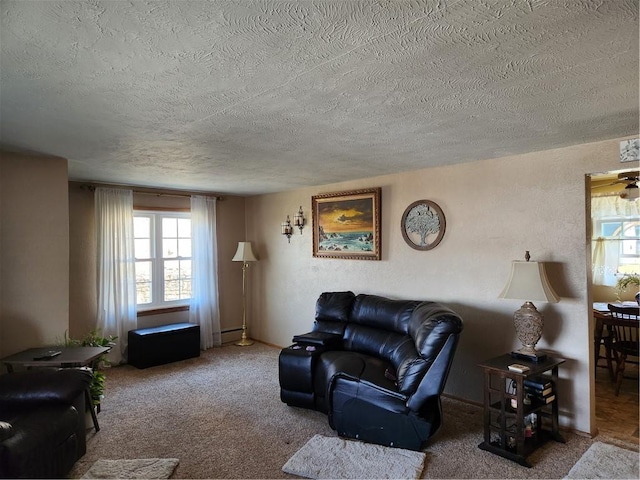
[401,200,446,250]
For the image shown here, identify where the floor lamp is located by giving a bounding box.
[232,242,258,346]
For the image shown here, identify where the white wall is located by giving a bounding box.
[0,152,70,358]
[245,137,633,435]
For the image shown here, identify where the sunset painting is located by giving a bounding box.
[312,188,381,260]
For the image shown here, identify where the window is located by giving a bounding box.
[596,219,640,275]
[591,194,640,286]
[134,211,192,309]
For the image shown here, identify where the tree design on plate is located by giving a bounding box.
[401,200,446,251]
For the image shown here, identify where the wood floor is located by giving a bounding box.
[595,360,639,445]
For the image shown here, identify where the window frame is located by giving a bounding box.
[134,209,192,311]
[593,216,640,278]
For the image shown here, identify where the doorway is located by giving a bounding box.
[588,169,639,445]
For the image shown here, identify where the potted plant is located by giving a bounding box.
[60,329,117,407]
[615,273,640,304]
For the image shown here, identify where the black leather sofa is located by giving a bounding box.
[279,291,463,451]
[0,368,93,478]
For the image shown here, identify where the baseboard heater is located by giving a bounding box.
[222,327,243,333]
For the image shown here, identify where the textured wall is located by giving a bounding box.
[245,137,632,435]
[0,152,70,358]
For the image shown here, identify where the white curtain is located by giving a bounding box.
[95,187,137,365]
[189,195,221,349]
[592,237,622,286]
[591,196,640,286]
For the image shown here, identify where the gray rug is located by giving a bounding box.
[81,458,179,479]
[282,434,426,479]
[564,442,639,479]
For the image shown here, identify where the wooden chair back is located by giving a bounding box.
[606,304,639,355]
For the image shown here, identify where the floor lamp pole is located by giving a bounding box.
[236,261,254,346]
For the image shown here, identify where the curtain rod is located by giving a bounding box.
[77,182,223,200]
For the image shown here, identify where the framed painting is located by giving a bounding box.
[312,188,381,260]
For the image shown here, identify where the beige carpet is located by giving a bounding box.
[81,458,179,479]
[564,442,639,479]
[67,343,634,479]
[282,434,426,479]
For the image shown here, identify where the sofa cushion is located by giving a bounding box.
[350,294,421,334]
[315,351,396,398]
[315,291,355,323]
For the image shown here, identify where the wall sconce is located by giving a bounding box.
[294,206,305,234]
[281,215,293,243]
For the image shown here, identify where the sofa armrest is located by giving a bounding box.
[407,334,459,411]
[0,369,93,408]
[292,331,342,349]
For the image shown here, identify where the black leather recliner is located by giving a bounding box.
[0,368,93,479]
[279,291,463,451]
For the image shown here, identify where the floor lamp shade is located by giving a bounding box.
[232,242,257,346]
[500,260,559,362]
[232,242,258,263]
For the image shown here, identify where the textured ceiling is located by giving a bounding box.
[1,1,638,195]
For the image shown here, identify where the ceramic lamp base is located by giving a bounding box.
[511,349,547,363]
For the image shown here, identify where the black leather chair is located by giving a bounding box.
[0,368,93,479]
[279,291,463,450]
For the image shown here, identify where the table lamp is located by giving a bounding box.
[499,251,559,362]
[232,241,258,346]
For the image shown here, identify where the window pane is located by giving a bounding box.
[135,261,152,304]
[622,239,638,255]
[180,279,192,299]
[178,218,191,237]
[135,239,150,259]
[623,222,640,237]
[163,218,177,238]
[164,280,179,301]
[164,260,179,277]
[134,217,150,238]
[601,222,621,237]
[163,239,178,258]
[164,259,179,301]
[178,239,191,258]
[180,260,191,279]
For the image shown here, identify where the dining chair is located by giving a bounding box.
[593,309,616,381]
[606,304,640,396]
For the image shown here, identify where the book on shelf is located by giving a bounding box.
[523,376,553,390]
[533,393,556,405]
[524,385,554,397]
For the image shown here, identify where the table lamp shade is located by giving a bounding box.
[500,259,559,362]
[232,241,257,263]
[499,261,559,303]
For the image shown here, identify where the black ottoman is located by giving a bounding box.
[128,323,200,369]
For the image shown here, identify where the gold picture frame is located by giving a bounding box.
[312,188,381,260]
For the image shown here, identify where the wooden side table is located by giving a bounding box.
[477,354,566,467]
